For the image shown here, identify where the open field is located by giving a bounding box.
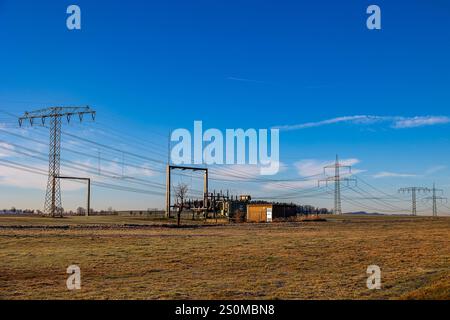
[0,215,449,299]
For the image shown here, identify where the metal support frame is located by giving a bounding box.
[165,165,208,218]
[56,176,91,216]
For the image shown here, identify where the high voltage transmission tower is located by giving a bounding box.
[398,186,430,216]
[423,183,447,217]
[318,155,356,215]
[19,106,96,217]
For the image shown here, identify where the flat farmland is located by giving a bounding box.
[0,215,448,299]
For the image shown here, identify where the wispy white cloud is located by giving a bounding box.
[0,163,48,190]
[373,165,447,179]
[0,142,14,158]
[124,162,160,177]
[275,116,382,131]
[275,115,450,131]
[373,171,417,179]
[0,162,88,192]
[0,156,160,191]
[226,76,266,84]
[392,116,450,128]
[424,165,447,175]
[295,159,324,177]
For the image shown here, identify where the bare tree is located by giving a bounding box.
[174,183,189,226]
[76,207,86,215]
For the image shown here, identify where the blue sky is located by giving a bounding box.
[0,0,449,214]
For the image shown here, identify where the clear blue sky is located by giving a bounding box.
[0,0,449,214]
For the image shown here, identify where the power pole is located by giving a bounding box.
[318,155,356,214]
[398,186,430,216]
[19,106,96,217]
[423,183,447,217]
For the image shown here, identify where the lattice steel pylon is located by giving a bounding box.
[398,186,430,216]
[318,155,356,215]
[423,183,447,217]
[19,106,96,217]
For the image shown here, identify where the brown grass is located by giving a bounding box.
[0,215,448,300]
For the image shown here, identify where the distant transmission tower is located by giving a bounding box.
[19,106,96,217]
[398,186,430,216]
[423,183,447,217]
[318,155,356,214]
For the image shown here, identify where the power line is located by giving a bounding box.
[1,126,324,194]
[0,141,166,190]
[0,158,165,197]
[348,185,408,212]
[357,176,407,202]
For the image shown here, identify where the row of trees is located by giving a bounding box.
[1,208,38,214]
[0,207,117,215]
[249,201,331,215]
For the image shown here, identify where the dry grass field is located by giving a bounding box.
[0,214,448,300]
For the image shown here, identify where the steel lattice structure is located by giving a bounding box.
[423,183,447,217]
[318,155,356,215]
[19,106,95,217]
[398,186,430,216]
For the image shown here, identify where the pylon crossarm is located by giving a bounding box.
[18,106,95,127]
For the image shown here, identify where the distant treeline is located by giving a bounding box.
[249,201,331,215]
